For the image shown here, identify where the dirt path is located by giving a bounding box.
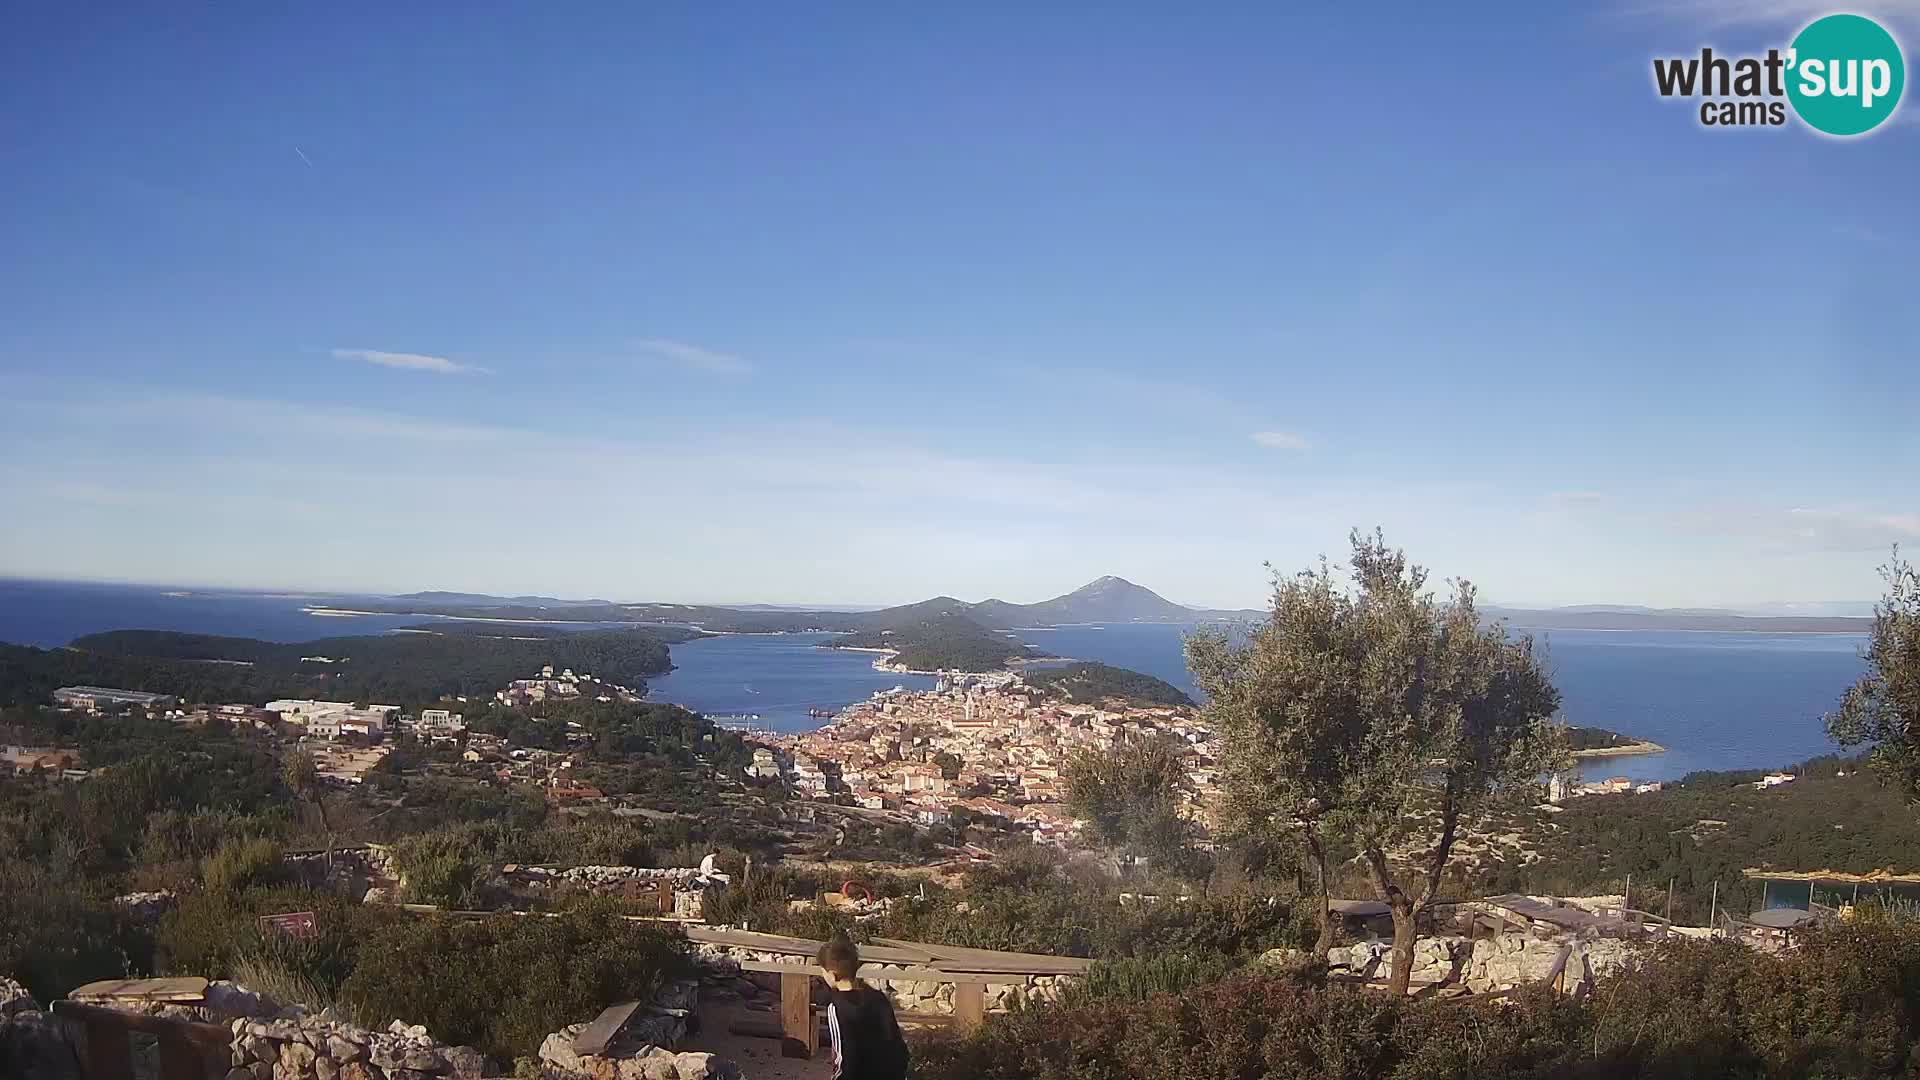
[686,1003,834,1080]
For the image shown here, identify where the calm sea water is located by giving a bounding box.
[2,581,1869,779]
[0,579,432,644]
[1027,623,1867,782]
[644,633,936,732]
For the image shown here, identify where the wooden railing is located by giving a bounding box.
[50,1001,230,1080]
[688,926,1091,1060]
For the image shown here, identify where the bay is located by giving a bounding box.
[642,633,935,732]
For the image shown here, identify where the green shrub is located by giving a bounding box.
[339,902,691,1057]
[912,917,1920,1080]
[154,887,406,992]
[390,831,489,908]
[202,836,287,896]
[1585,915,1920,1076]
[873,865,1305,961]
[703,864,834,928]
[1056,951,1242,1006]
[0,854,135,1000]
[231,946,334,1014]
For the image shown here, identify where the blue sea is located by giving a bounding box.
[643,633,936,731]
[1024,622,1866,783]
[1,580,1869,781]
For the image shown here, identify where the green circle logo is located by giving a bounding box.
[1786,14,1906,136]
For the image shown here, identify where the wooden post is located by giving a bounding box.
[84,1015,133,1080]
[1666,877,1674,924]
[779,971,815,1059]
[953,981,985,1033]
[158,1029,207,1080]
[1624,874,1631,915]
[1709,881,1719,937]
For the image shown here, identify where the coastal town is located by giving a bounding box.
[759,671,1223,845]
[8,662,1231,846]
[9,662,1817,840]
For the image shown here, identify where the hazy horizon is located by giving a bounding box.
[1,571,1880,620]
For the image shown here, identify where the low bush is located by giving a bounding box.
[874,868,1306,961]
[155,887,406,991]
[202,836,288,896]
[1055,950,1243,1006]
[390,831,489,909]
[339,901,691,1058]
[913,915,1920,1080]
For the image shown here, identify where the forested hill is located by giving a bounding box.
[318,575,1249,632]
[0,626,692,707]
[328,585,1876,635]
[1567,725,1650,751]
[1023,662,1195,708]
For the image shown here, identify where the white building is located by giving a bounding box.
[417,709,466,734]
[746,747,783,780]
[268,700,397,724]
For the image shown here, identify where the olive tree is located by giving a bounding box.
[1062,735,1192,869]
[1828,549,1920,801]
[1187,558,1354,955]
[1192,530,1565,994]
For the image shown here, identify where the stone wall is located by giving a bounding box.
[505,866,706,918]
[225,1012,487,1080]
[693,945,1070,1015]
[1329,932,1637,994]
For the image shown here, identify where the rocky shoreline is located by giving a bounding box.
[1572,739,1667,758]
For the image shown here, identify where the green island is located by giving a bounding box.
[1566,725,1667,756]
[0,625,694,708]
[1023,661,1195,708]
[829,613,1047,672]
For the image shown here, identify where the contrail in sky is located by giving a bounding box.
[293,146,312,167]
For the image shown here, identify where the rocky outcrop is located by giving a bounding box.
[1,978,38,1018]
[114,889,181,922]
[534,980,739,1080]
[0,978,83,1080]
[536,1025,736,1080]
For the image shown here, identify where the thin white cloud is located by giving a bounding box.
[1251,430,1311,450]
[1669,503,1920,552]
[331,348,484,375]
[632,339,754,375]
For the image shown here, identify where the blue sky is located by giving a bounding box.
[2,3,1915,610]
